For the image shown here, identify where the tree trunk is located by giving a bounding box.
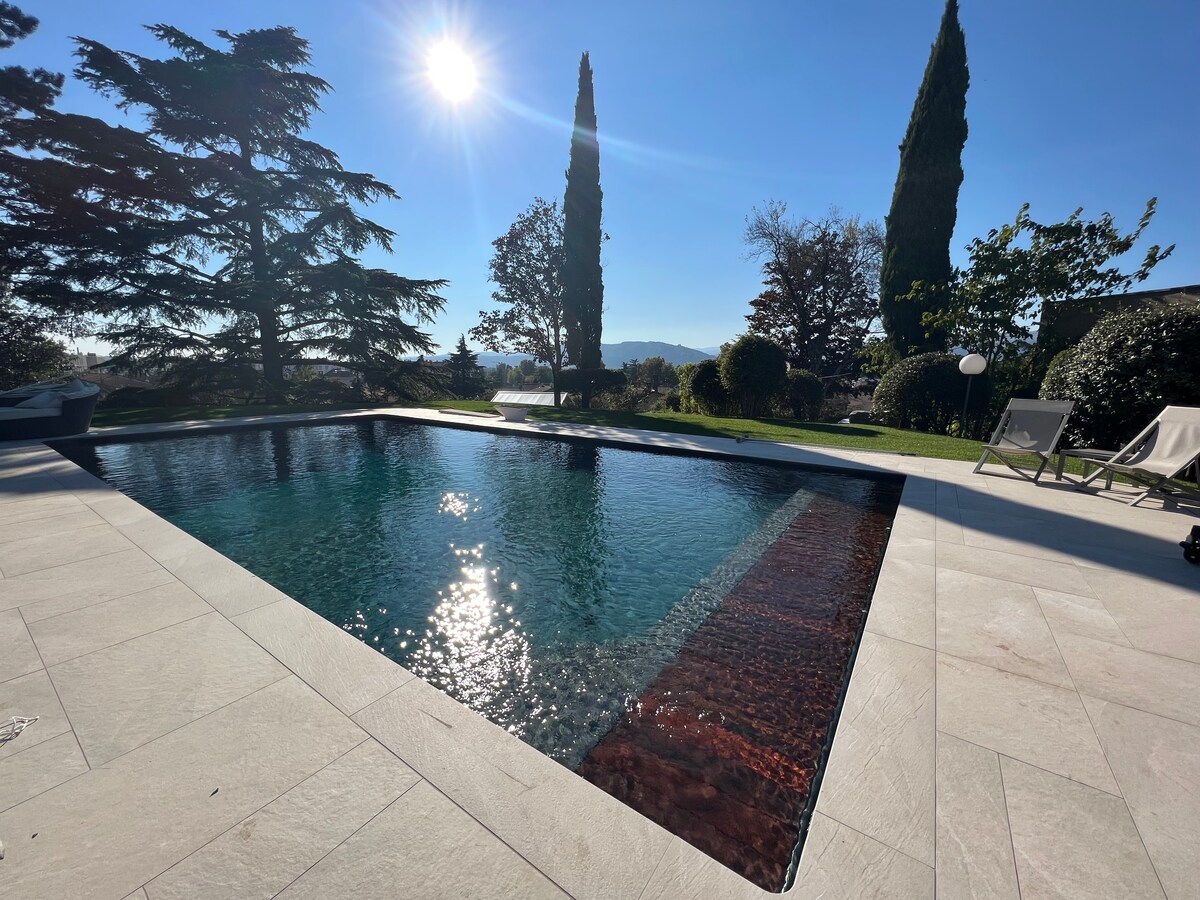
[258,309,285,402]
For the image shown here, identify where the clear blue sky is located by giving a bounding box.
[10,0,1199,354]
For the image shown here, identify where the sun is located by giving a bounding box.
[427,41,477,103]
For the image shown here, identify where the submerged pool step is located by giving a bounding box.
[575,478,901,892]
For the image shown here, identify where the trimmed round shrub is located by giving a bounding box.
[872,352,988,433]
[1039,304,1200,447]
[719,334,787,418]
[778,368,825,420]
[681,358,728,415]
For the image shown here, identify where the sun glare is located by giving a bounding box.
[427,41,477,103]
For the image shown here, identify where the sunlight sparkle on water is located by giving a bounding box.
[404,544,530,717]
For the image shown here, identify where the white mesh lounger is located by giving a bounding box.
[974,399,1074,483]
[1076,406,1200,507]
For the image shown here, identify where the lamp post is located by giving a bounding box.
[959,353,987,435]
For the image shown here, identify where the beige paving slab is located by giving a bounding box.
[865,558,935,648]
[2,547,174,618]
[0,731,89,813]
[1090,582,1200,664]
[0,492,86,527]
[116,517,290,617]
[353,676,671,900]
[958,528,1080,564]
[232,598,413,715]
[0,676,365,900]
[50,612,289,765]
[935,542,1094,595]
[0,522,135,578]
[638,836,763,900]
[0,508,105,546]
[1032,586,1132,646]
[0,669,71,762]
[1084,696,1200,900]
[275,779,567,900]
[86,492,160,527]
[935,733,1020,900]
[148,739,420,900]
[28,581,213,666]
[124,890,148,900]
[1056,632,1200,727]
[890,506,936,541]
[1077,560,1200,601]
[790,813,934,899]
[881,533,936,566]
[815,632,935,865]
[1000,756,1165,900]
[936,654,1118,794]
[0,607,42,683]
[935,570,1073,689]
[0,474,68,506]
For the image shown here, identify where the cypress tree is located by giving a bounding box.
[879,0,968,356]
[561,51,604,407]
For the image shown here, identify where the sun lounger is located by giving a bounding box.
[1075,406,1200,507]
[974,399,1074,482]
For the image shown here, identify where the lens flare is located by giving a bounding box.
[427,40,477,102]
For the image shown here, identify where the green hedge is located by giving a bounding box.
[679,358,728,415]
[872,352,988,433]
[779,368,825,420]
[1039,304,1200,447]
[719,334,787,418]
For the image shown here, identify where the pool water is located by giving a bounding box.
[59,418,901,891]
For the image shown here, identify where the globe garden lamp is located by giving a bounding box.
[958,353,987,433]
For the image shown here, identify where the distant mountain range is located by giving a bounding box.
[419,341,716,368]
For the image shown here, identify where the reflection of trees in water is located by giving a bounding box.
[482,437,610,635]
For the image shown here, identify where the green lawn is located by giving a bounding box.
[422,400,986,462]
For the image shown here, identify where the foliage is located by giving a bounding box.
[719,334,787,418]
[1039,305,1200,447]
[1,25,444,400]
[556,367,624,398]
[447,335,485,399]
[678,359,728,416]
[921,199,1174,363]
[777,368,825,421]
[561,52,605,406]
[0,297,70,389]
[622,355,677,391]
[652,393,681,412]
[879,0,968,356]
[872,351,987,433]
[744,203,884,381]
[471,197,566,405]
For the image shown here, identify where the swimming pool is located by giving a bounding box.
[58,418,901,890]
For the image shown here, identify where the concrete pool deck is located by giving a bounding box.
[0,407,1197,899]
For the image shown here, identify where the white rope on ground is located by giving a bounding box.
[0,715,38,743]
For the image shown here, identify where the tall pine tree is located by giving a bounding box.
[1,25,445,401]
[561,51,604,407]
[447,334,482,398]
[879,0,968,356]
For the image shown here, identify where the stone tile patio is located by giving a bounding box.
[0,408,1197,898]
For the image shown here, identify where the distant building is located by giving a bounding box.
[1038,283,1200,352]
[70,352,112,372]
